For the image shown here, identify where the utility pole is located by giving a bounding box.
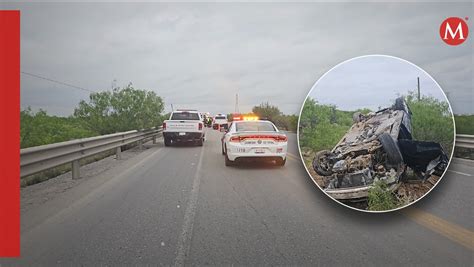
[235,93,239,113]
[417,77,420,101]
[171,104,174,111]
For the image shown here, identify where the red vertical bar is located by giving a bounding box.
[0,10,20,257]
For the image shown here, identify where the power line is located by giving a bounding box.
[21,71,96,93]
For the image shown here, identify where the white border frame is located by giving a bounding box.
[296,54,456,214]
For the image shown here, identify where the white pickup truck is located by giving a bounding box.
[162,110,205,146]
[212,114,228,130]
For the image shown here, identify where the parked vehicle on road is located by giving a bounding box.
[205,117,213,128]
[162,109,205,146]
[221,120,288,166]
[213,114,228,130]
[202,113,213,128]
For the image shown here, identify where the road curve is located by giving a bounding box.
[2,129,473,265]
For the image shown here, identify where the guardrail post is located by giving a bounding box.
[153,136,157,144]
[72,160,80,179]
[138,140,143,150]
[116,146,122,160]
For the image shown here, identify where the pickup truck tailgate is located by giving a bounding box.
[166,121,200,131]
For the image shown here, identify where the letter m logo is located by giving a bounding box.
[440,17,469,46]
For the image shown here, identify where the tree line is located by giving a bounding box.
[21,85,302,149]
[225,102,298,131]
[20,86,470,149]
[21,84,165,148]
[299,92,456,156]
[248,102,298,132]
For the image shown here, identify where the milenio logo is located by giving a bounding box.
[440,17,469,45]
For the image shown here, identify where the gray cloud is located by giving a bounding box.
[2,2,472,115]
[309,55,450,112]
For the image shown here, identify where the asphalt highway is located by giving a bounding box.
[2,129,473,265]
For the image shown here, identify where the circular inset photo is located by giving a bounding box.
[298,55,455,212]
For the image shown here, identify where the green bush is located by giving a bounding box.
[20,85,166,186]
[74,84,165,134]
[251,102,298,132]
[367,180,398,211]
[298,99,354,152]
[405,92,454,155]
[21,108,98,148]
[252,102,281,122]
[454,115,474,135]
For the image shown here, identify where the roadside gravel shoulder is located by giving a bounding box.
[20,141,163,230]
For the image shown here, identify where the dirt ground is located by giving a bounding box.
[302,155,328,189]
[396,175,440,202]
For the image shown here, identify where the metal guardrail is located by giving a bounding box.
[19,131,472,179]
[20,127,163,179]
[456,134,474,149]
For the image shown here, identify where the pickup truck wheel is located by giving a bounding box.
[164,137,171,147]
[196,138,203,146]
[221,142,226,155]
[313,150,333,176]
[378,133,403,167]
[276,158,286,166]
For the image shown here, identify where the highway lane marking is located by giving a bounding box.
[174,145,205,266]
[287,153,300,161]
[288,150,474,250]
[403,208,474,251]
[447,170,472,176]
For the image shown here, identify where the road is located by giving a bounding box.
[2,129,473,265]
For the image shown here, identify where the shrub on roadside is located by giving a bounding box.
[405,92,454,155]
[21,108,98,148]
[454,115,474,135]
[367,180,398,211]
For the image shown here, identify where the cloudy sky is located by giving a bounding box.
[309,55,450,111]
[2,2,473,115]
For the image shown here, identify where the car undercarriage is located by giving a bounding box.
[312,98,449,201]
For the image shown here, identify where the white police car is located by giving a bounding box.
[221,120,287,166]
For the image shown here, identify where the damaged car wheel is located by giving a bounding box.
[378,133,403,167]
[313,150,334,176]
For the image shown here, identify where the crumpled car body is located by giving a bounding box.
[312,98,448,201]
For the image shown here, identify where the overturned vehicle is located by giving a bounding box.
[313,98,449,201]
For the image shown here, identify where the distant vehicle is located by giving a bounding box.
[201,113,212,127]
[213,114,228,130]
[205,116,213,128]
[162,109,205,146]
[221,120,288,166]
[312,98,448,200]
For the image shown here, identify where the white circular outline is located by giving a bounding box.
[296,54,456,214]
